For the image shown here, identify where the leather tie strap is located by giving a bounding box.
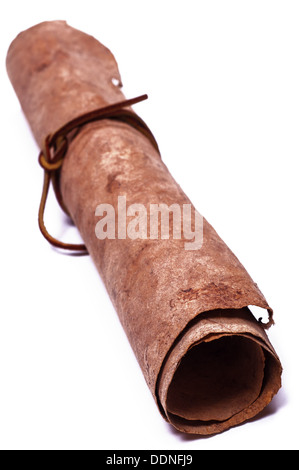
[38,94,160,253]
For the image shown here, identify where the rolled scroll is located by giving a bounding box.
[7,21,282,435]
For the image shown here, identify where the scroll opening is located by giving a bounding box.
[166,335,265,422]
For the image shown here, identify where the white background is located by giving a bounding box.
[0,0,298,450]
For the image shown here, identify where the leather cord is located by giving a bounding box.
[38,94,160,253]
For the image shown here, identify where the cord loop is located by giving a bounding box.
[38,94,160,253]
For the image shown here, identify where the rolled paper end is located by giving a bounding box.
[157,308,282,435]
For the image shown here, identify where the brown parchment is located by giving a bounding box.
[6,21,282,435]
